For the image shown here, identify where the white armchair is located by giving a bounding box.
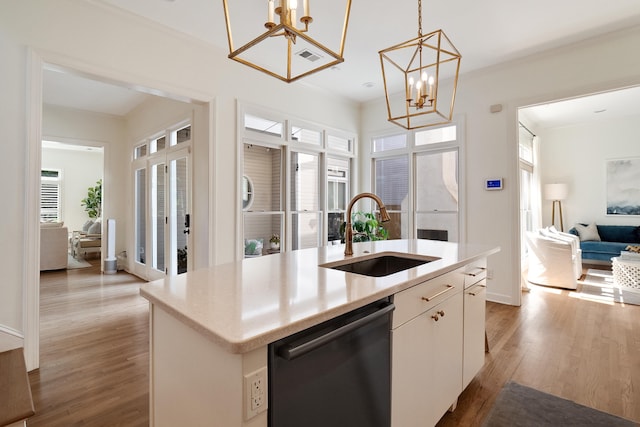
[40,222,68,271]
[525,228,582,290]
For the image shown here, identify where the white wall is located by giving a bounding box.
[538,115,640,230]
[362,27,640,305]
[41,145,103,232]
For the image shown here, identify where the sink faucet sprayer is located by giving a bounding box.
[344,192,391,256]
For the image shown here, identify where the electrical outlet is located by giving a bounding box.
[487,269,494,280]
[244,367,267,420]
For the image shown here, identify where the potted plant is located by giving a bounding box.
[269,234,280,250]
[340,211,389,243]
[81,179,102,219]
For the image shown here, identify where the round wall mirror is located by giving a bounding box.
[242,175,254,210]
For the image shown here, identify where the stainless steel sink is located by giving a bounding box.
[321,253,439,277]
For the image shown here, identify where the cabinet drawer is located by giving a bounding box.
[462,259,487,288]
[392,268,464,329]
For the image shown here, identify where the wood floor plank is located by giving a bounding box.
[438,277,640,426]
[30,261,149,426]
[30,263,640,426]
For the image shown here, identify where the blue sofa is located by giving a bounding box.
[568,224,640,262]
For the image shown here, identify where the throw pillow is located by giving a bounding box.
[82,220,94,232]
[88,220,101,235]
[574,222,601,242]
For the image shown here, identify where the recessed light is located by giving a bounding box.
[362,82,375,88]
[594,109,607,113]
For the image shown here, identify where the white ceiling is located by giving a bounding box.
[43,0,640,126]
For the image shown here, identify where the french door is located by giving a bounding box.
[134,147,191,280]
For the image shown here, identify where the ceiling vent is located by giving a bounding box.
[296,49,323,62]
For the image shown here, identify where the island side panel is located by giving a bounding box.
[150,305,268,427]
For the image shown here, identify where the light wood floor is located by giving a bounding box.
[32,264,640,426]
[438,268,640,426]
[31,260,149,426]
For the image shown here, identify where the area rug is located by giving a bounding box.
[482,381,637,426]
[578,269,640,306]
[66,254,91,270]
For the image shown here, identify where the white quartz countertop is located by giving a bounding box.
[140,239,499,354]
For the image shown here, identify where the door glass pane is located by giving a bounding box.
[291,152,320,248]
[292,212,321,250]
[374,156,408,239]
[244,214,283,256]
[415,151,458,212]
[135,168,146,264]
[244,144,282,212]
[152,163,165,272]
[375,156,409,210]
[171,157,188,274]
[520,168,533,259]
[415,150,459,242]
[327,212,344,244]
[291,152,319,211]
[416,212,458,242]
[243,144,283,255]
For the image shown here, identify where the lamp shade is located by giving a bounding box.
[544,183,568,201]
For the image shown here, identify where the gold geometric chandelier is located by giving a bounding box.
[222,0,353,83]
[379,0,461,130]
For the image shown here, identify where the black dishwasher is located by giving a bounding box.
[268,298,394,427]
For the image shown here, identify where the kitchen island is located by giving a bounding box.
[140,239,499,427]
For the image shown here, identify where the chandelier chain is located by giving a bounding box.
[418,0,422,37]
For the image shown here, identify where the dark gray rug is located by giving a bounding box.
[482,381,638,426]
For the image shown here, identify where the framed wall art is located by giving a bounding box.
[606,157,640,215]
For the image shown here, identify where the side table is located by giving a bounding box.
[611,256,640,292]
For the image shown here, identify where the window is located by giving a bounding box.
[373,133,406,152]
[240,106,356,255]
[371,122,463,242]
[415,125,456,146]
[291,151,321,250]
[415,149,459,242]
[243,144,284,256]
[291,125,321,146]
[175,125,191,145]
[327,134,353,153]
[374,156,409,239]
[245,114,283,138]
[134,143,147,159]
[327,157,350,243]
[41,169,61,221]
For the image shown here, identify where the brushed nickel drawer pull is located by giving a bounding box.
[421,284,453,302]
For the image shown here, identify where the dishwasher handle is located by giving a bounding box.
[278,302,395,361]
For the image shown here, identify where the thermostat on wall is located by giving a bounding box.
[485,178,503,190]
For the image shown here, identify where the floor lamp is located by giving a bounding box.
[544,183,568,232]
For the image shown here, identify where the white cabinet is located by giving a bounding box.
[391,270,464,427]
[462,260,487,389]
[463,280,486,389]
